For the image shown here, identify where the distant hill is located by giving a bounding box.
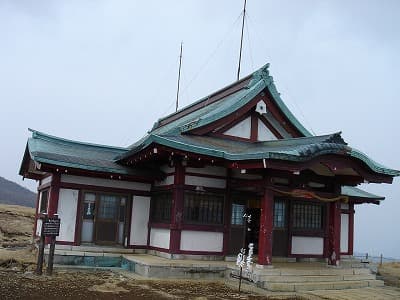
[0,176,36,207]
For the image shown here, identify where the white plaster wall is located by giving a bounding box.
[341,203,350,210]
[341,214,349,253]
[38,191,46,214]
[36,218,42,236]
[61,174,151,191]
[186,166,227,177]
[149,228,170,249]
[41,175,52,186]
[180,230,223,252]
[223,116,251,139]
[160,164,174,173]
[185,175,226,189]
[130,196,151,246]
[258,119,278,141]
[291,236,324,255]
[154,175,174,186]
[231,169,263,180]
[56,188,79,242]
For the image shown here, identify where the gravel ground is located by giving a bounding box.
[0,269,304,300]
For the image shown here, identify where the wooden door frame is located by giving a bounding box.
[78,190,129,246]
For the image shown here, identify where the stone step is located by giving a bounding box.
[253,267,371,277]
[258,273,375,283]
[263,279,384,292]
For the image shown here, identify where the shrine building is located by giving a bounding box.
[19,63,399,266]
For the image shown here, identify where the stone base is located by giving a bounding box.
[255,264,274,269]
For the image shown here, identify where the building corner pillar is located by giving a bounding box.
[47,173,60,217]
[170,161,184,254]
[328,201,341,265]
[258,188,273,265]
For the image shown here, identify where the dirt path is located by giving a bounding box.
[0,269,304,300]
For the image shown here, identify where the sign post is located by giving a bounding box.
[35,214,60,276]
[45,214,60,275]
[35,214,47,275]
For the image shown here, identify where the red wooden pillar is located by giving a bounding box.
[170,161,185,254]
[47,174,60,217]
[328,201,341,265]
[258,188,273,265]
[222,173,232,256]
[45,174,60,244]
[348,203,354,255]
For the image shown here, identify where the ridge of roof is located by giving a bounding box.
[28,128,128,152]
[152,72,254,131]
[146,63,312,139]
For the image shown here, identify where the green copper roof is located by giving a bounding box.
[119,132,400,177]
[133,64,312,145]
[341,186,385,201]
[24,129,158,178]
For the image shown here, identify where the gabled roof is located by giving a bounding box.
[115,63,399,179]
[135,64,311,141]
[19,129,160,179]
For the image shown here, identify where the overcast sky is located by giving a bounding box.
[1,0,399,258]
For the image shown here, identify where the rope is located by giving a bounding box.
[269,187,349,203]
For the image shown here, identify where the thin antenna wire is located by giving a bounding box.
[244,15,254,71]
[176,42,183,112]
[180,13,242,98]
[237,0,247,81]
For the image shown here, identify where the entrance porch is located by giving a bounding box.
[47,249,384,292]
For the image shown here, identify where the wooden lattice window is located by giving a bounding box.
[183,191,224,225]
[292,202,323,230]
[231,203,245,225]
[151,192,172,222]
[273,200,286,228]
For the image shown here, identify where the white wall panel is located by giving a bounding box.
[291,236,324,255]
[341,203,350,210]
[41,175,52,186]
[160,164,174,173]
[61,174,151,191]
[36,219,42,236]
[130,196,151,246]
[180,230,223,252]
[223,117,251,139]
[149,228,170,249]
[154,175,174,186]
[185,175,226,189]
[258,119,278,141]
[56,188,79,242]
[231,169,263,180]
[341,214,349,253]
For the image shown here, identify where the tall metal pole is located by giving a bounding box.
[237,0,247,81]
[176,42,183,112]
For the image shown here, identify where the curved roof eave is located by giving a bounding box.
[124,134,400,178]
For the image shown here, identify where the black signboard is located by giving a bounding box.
[43,217,60,236]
